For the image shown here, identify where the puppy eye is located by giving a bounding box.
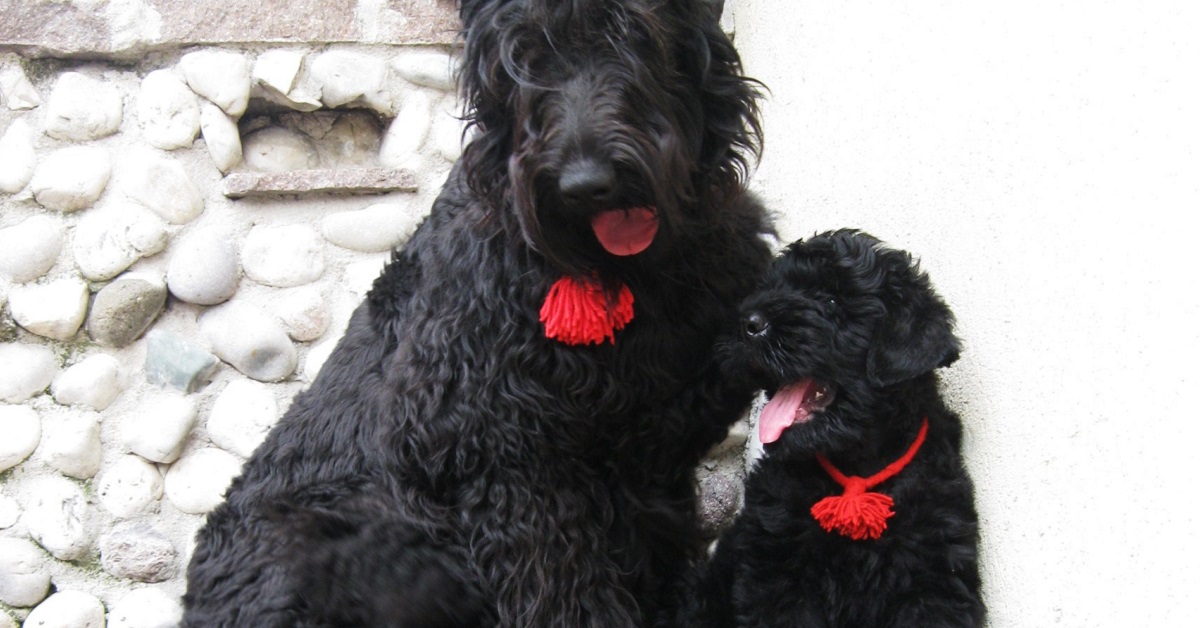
[827,297,837,306]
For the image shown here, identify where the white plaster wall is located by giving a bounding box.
[735,2,1200,626]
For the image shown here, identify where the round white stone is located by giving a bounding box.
[44,72,124,141]
[0,116,36,193]
[8,278,89,341]
[0,343,58,403]
[107,587,183,628]
[72,205,170,282]
[24,476,93,561]
[274,287,331,342]
[138,69,200,150]
[40,412,102,479]
[0,610,14,628]
[121,151,204,224]
[322,201,425,253]
[0,58,42,110]
[51,353,123,410]
[28,146,111,213]
[310,50,390,112]
[0,214,64,283]
[199,102,242,173]
[431,97,468,162]
[179,50,251,117]
[123,393,197,464]
[0,405,41,472]
[253,49,304,97]
[207,379,280,458]
[241,126,319,172]
[391,50,458,91]
[0,537,51,607]
[242,224,325,288]
[97,454,164,519]
[164,447,243,514]
[379,90,432,168]
[166,226,240,305]
[23,590,106,628]
[200,301,298,382]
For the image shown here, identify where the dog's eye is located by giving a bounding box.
[827,297,837,307]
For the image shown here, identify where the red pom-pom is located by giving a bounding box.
[810,478,896,541]
[540,276,634,345]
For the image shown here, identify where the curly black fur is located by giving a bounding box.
[683,230,985,627]
[182,1,773,626]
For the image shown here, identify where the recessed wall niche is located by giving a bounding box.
[239,105,386,172]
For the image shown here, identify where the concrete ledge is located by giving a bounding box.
[222,168,418,199]
[0,0,459,58]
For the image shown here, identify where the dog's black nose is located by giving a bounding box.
[743,312,770,337]
[559,159,615,205]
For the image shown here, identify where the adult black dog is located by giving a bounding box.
[686,230,984,627]
[182,1,773,626]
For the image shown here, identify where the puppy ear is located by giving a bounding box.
[865,268,961,387]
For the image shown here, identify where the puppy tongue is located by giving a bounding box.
[758,380,818,444]
[591,207,658,256]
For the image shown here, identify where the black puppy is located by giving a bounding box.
[688,230,985,627]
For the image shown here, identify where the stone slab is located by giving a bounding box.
[222,167,418,198]
[0,0,459,58]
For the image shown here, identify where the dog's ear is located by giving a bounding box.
[866,257,961,387]
[701,0,726,22]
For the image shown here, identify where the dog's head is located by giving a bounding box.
[721,229,960,454]
[457,0,761,274]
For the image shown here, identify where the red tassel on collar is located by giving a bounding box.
[540,275,634,345]
[810,418,929,541]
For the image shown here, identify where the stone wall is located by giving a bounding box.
[0,3,749,626]
[0,32,469,626]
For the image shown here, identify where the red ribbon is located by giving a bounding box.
[540,275,634,345]
[810,418,929,541]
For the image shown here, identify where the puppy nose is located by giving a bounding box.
[742,312,770,337]
[559,159,615,205]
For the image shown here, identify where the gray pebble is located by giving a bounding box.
[100,522,178,583]
[143,329,219,393]
[88,276,168,348]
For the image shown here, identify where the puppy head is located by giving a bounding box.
[721,229,960,454]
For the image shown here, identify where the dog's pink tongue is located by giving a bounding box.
[758,380,817,444]
[591,207,658,256]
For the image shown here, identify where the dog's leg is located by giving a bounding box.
[290,509,486,627]
[669,526,740,628]
[467,476,645,628]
